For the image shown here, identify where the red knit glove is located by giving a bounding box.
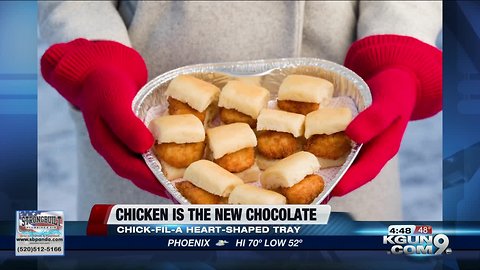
[41,38,168,198]
[332,35,442,197]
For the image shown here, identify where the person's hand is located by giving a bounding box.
[41,38,168,198]
[332,35,442,196]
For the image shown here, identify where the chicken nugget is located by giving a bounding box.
[257,131,297,159]
[168,97,206,122]
[154,141,205,168]
[220,107,256,128]
[277,100,319,115]
[305,131,351,160]
[175,181,227,204]
[214,147,255,173]
[276,174,325,204]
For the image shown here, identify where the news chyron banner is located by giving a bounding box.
[87,204,330,249]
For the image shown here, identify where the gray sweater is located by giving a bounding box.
[39,1,441,220]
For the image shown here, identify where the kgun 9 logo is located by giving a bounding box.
[383,234,451,255]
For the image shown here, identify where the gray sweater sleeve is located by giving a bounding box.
[357,1,442,46]
[38,1,131,46]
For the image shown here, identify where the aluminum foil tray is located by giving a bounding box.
[132,58,371,205]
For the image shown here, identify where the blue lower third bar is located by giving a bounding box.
[110,225,308,236]
[1,235,479,250]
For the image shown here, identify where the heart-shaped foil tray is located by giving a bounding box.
[133,58,371,205]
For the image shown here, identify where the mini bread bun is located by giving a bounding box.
[207,123,257,159]
[235,163,261,183]
[228,184,287,205]
[160,160,186,180]
[317,154,348,168]
[219,80,270,119]
[278,74,333,103]
[261,151,320,189]
[256,109,305,137]
[236,76,262,86]
[184,160,244,197]
[304,107,352,138]
[255,153,280,170]
[165,75,220,112]
[149,114,205,144]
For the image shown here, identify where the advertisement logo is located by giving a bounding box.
[16,211,65,256]
[19,211,63,232]
[384,225,452,256]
